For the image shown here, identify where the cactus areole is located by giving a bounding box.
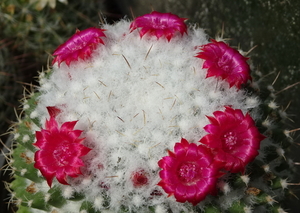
[8,11,296,213]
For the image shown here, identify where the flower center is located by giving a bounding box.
[152,18,169,29]
[177,162,200,184]
[217,55,231,72]
[53,141,73,166]
[152,20,168,30]
[222,131,237,151]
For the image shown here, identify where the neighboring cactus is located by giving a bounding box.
[0,40,20,140]
[4,11,299,213]
[0,0,106,62]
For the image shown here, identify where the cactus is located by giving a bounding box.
[0,40,20,139]
[4,11,299,213]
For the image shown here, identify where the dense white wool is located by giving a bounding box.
[240,175,250,186]
[155,205,167,213]
[20,168,27,176]
[34,20,260,212]
[244,206,253,213]
[14,133,20,140]
[22,134,30,143]
[57,200,83,213]
[218,181,231,195]
[62,185,74,199]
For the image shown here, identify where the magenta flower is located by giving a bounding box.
[34,116,91,187]
[52,27,106,67]
[158,138,221,205]
[130,11,187,41]
[131,169,149,188]
[199,107,265,173]
[196,39,251,89]
[46,106,61,118]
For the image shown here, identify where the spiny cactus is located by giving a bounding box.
[4,11,299,213]
[0,0,106,62]
[0,40,19,139]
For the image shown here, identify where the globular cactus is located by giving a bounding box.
[5,11,299,213]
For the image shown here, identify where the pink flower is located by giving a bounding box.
[158,138,221,205]
[131,169,149,188]
[196,39,251,89]
[199,107,265,173]
[46,106,61,118]
[52,27,106,67]
[34,116,91,187]
[130,11,187,41]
